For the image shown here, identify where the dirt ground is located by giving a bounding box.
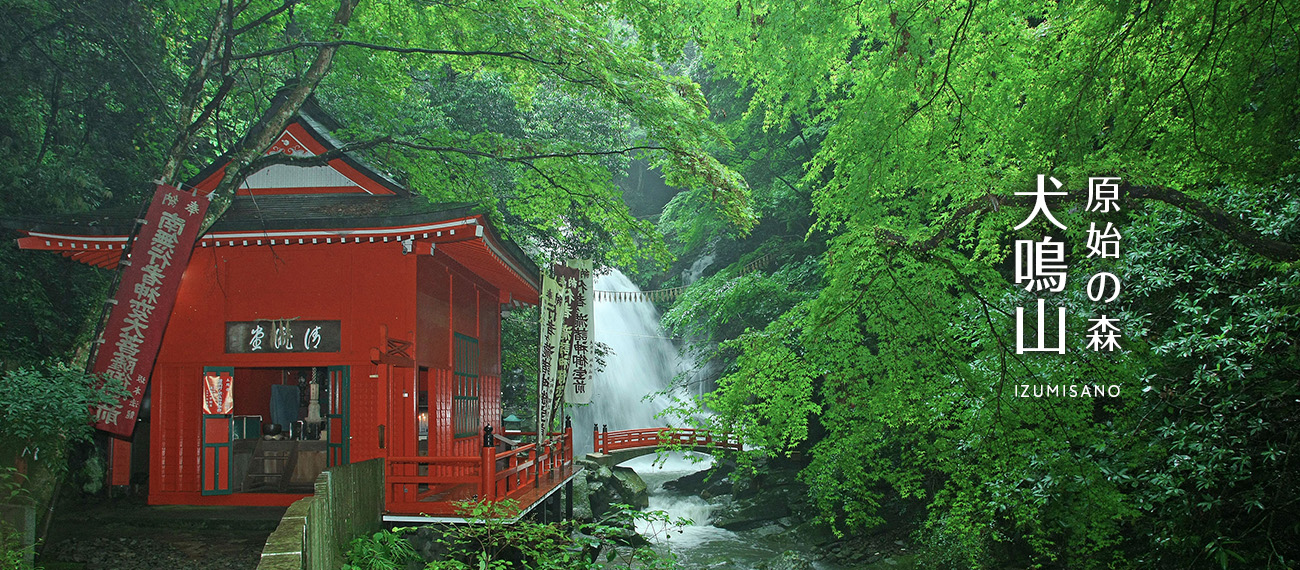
[36,495,284,570]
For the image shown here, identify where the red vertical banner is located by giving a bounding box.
[109,436,132,487]
[92,184,210,437]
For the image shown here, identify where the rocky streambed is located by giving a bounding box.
[571,453,918,570]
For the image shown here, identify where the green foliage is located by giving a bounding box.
[0,364,126,459]
[344,528,419,570]
[177,0,757,268]
[0,468,31,506]
[579,503,687,570]
[327,68,669,268]
[1,521,38,570]
[0,0,175,212]
[684,187,1300,566]
[0,0,170,367]
[1119,183,1300,567]
[0,247,110,368]
[663,255,819,346]
[434,500,586,570]
[501,306,541,427]
[0,468,36,570]
[641,0,1300,567]
[343,500,685,570]
[658,188,734,256]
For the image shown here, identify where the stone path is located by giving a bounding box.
[38,498,283,570]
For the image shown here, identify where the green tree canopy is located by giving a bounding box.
[143,0,757,267]
[641,0,1300,566]
[1,0,762,364]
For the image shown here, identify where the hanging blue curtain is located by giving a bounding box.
[269,384,300,429]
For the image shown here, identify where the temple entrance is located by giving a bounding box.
[200,366,349,495]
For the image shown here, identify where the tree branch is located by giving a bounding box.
[202,0,359,233]
[871,195,993,253]
[869,184,1299,263]
[243,138,666,172]
[1127,184,1299,262]
[232,40,560,65]
[233,0,299,36]
[159,0,233,183]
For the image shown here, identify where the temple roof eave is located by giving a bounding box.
[6,196,540,303]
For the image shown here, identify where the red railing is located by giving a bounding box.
[386,454,480,514]
[484,428,573,502]
[386,425,573,516]
[593,426,742,454]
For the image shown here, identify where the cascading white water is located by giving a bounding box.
[681,249,719,397]
[571,270,741,555]
[683,251,717,286]
[570,269,680,453]
[570,268,845,570]
[624,453,735,546]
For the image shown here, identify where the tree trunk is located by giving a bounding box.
[200,0,360,234]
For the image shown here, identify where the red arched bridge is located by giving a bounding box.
[589,425,743,465]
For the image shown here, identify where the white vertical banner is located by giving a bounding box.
[537,259,595,435]
[563,259,594,405]
[537,269,569,436]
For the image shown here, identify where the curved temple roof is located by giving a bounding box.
[5,104,540,305]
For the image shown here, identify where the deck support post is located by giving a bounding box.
[564,416,573,466]
[481,425,496,502]
[564,479,574,521]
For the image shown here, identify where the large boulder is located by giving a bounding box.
[714,496,790,531]
[785,519,838,547]
[570,469,594,522]
[609,466,648,509]
[757,551,814,570]
[662,463,734,499]
[712,469,813,531]
[732,459,802,500]
[583,464,649,519]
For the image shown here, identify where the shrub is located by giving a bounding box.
[345,499,688,569]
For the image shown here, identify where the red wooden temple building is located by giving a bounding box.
[6,104,576,520]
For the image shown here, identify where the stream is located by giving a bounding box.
[622,452,845,570]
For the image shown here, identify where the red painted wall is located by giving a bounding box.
[415,253,503,455]
[149,241,416,505]
[146,239,510,506]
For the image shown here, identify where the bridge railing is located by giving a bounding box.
[593,426,742,454]
[385,422,573,515]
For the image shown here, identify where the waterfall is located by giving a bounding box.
[681,248,719,397]
[564,268,841,570]
[683,251,717,286]
[570,269,681,453]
